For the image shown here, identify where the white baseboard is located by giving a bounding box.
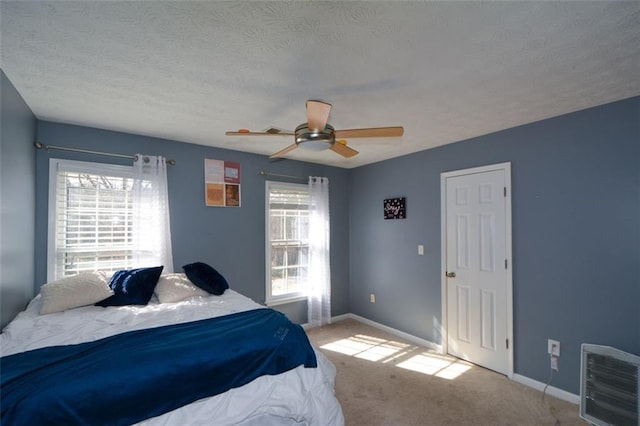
[326,313,580,406]
[512,374,580,405]
[331,313,441,352]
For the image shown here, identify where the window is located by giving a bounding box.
[265,181,309,304]
[48,159,137,281]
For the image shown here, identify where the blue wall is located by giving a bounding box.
[0,71,37,328]
[34,122,351,323]
[348,97,640,394]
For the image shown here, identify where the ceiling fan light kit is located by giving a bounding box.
[226,100,404,159]
[295,123,335,151]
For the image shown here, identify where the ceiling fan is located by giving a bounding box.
[225,100,404,158]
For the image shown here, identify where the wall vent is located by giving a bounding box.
[580,344,639,426]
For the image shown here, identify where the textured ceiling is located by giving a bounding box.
[1,1,639,168]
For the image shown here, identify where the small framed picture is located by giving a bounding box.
[384,197,406,219]
[204,159,241,207]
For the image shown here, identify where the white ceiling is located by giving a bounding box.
[1,1,639,168]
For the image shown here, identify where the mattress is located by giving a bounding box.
[1,290,344,425]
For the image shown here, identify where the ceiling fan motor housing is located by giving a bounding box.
[295,123,335,151]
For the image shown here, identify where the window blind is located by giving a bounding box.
[52,167,135,278]
[266,182,310,301]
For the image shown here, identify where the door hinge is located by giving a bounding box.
[506,338,509,349]
[505,259,508,269]
[504,187,507,197]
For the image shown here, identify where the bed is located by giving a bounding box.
[1,270,344,426]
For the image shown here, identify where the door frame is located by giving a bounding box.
[440,162,513,379]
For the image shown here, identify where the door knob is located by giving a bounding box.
[446,271,456,278]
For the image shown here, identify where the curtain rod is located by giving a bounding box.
[34,142,176,165]
[259,170,307,180]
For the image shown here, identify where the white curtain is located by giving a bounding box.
[307,176,331,327]
[132,154,174,272]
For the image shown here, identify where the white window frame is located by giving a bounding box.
[47,158,135,281]
[265,180,309,306]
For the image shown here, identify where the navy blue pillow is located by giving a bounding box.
[95,266,164,307]
[183,262,229,296]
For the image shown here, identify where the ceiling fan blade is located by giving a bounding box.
[269,143,298,159]
[330,142,359,158]
[226,130,294,136]
[334,126,404,138]
[264,127,294,134]
[306,100,332,131]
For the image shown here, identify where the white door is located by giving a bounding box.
[442,163,512,376]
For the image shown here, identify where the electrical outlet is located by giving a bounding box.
[548,339,560,357]
[370,293,376,303]
[551,355,559,371]
[418,245,424,255]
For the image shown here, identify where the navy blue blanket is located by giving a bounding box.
[1,308,317,425]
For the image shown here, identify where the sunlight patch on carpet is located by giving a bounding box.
[321,334,472,380]
[320,334,410,362]
[397,352,472,379]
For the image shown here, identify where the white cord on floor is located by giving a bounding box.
[542,365,554,401]
[541,358,561,424]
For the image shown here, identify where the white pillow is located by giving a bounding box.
[40,271,114,314]
[154,273,209,303]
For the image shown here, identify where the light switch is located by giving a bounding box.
[418,245,424,255]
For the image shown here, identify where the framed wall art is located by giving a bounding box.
[384,197,406,219]
[205,158,241,207]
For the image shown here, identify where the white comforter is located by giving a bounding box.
[1,290,344,426]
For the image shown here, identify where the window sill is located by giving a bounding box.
[266,295,307,307]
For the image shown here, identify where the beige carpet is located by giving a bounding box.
[306,319,586,426]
